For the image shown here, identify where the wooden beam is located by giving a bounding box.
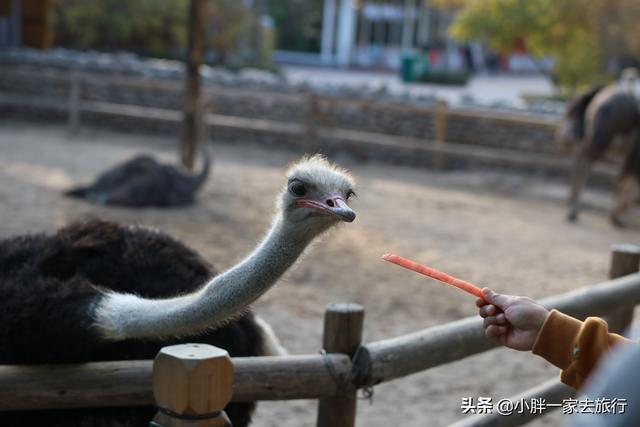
[541,272,640,317]
[0,360,152,410]
[312,94,559,128]
[233,355,354,401]
[354,272,640,387]
[0,354,352,411]
[353,315,492,387]
[0,272,639,411]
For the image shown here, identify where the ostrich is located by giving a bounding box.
[0,155,356,427]
[560,74,640,226]
[64,149,210,207]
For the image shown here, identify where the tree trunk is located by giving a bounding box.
[181,0,205,170]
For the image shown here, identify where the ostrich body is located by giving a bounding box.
[560,81,640,226]
[0,155,356,427]
[64,150,210,207]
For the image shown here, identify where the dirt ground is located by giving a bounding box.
[1,122,639,426]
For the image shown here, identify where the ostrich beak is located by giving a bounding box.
[328,197,356,222]
[295,196,356,222]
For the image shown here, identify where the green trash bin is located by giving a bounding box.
[401,54,417,82]
[401,53,429,82]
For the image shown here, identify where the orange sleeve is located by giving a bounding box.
[531,310,632,389]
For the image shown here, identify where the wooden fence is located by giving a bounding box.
[0,67,622,184]
[1,245,639,426]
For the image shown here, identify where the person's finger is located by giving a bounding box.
[479,304,497,318]
[483,315,506,328]
[482,288,513,310]
[486,324,508,338]
[483,314,507,327]
[476,298,485,308]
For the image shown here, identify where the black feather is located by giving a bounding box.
[0,219,262,427]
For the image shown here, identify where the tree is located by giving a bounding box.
[434,0,640,90]
[266,0,323,53]
[53,0,188,56]
[52,0,272,67]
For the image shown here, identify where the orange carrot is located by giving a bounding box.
[382,253,484,299]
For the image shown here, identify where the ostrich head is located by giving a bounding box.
[279,155,356,232]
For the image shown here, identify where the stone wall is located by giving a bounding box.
[0,49,561,158]
[0,53,569,177]
[2,63,615,186]
[314,98,558,154]
[445,112,558,154]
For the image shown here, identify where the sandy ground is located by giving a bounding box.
[1,122,638,426]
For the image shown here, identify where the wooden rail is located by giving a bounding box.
[1,65,622,185]
[1,272,639,412]
[354,270,640,388]
[0,67,639,424]
[311,92,558,128]
[445,244,640,426]
[0,245,637,425]
[0,354,352,410]
[0,91,618,182]
[0,66,560,127]
[0,65,559,132]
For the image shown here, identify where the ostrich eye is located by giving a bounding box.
[346,189,355,200]
[289,181,307,197]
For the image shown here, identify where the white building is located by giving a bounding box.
[314,0,477,71]
[323,0,427,68]
[273,0,550,74]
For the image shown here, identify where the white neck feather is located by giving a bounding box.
[94,214,318,340]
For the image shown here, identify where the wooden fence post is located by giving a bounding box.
[317,303,364,427]
[68,70,81,134]
[605,244,640,335]
[305,92,319,152]
[432,99,448,170]
[151,344,233,427]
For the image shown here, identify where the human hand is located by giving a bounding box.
[477,288,550,351]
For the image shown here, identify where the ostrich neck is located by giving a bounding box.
[95,215,317,340]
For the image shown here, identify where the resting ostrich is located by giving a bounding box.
[0,155,356,427]
[560,72,640,226]
[64,149,210,207]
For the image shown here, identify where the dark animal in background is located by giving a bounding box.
[64,150,210,207]
[0,155,357,427]
[559,84,605,148]
[560,74,640,227]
